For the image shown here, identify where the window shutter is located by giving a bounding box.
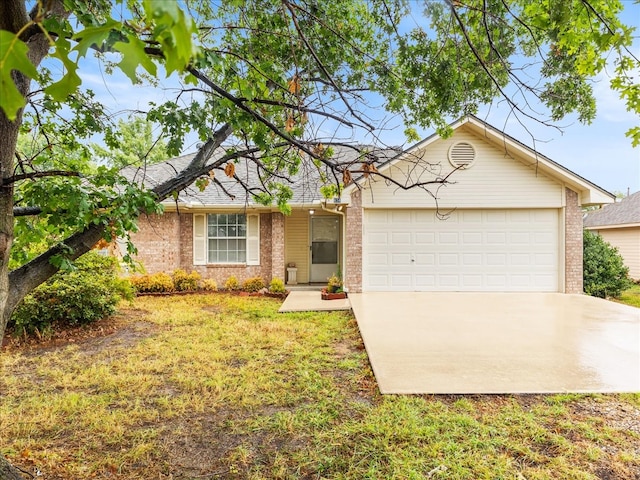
[246,214,260,265]
[193,214,207,265]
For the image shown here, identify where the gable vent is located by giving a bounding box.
[448,142,476,169]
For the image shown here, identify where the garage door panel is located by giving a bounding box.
[415,253,435,265]
[391,232,411,244]
[390,274,412,287]
[369,232,388,244]
[363,209,559,292]
[392,253,412,265]
[462,232,482,244]
[391,210,411,223]
[462,253,482,265]
[439,253,458,265]
[415,232,436,244]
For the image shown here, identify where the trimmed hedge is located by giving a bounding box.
[130,272,174,293]
[242,277,265,292]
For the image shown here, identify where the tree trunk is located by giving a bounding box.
[0,0,68,340]
[0,455,28,479]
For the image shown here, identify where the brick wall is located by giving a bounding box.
[345,190,363,292]
[131,212,182,273]
[565,188,584,294]
[271,212,285,281]
[134,211,283,286]
[259,213,273,281]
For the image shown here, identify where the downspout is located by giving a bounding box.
[320,201,347,292]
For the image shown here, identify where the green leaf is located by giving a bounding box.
[0,30,38,120]
[44,50,81,101]
[113,35,157,82]
[74,20,122,56]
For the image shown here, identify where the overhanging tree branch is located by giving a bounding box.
[3,170,82,185]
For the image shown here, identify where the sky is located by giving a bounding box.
[77,1,640,196]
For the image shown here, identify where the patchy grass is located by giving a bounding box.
[1,294,639,479]
[618,284,640,308]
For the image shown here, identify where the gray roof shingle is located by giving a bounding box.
[584,191,640,227]
[125,144,400,207]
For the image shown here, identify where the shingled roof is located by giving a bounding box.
[584,191,640,227]
[125,144,400,207]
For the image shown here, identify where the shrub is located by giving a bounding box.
[584,230,632,298]
[201,279,218,291]
[243,276,265,292]
[130,272,174,293]
[224,275,240,291]
[326,273,343,293]
[269,277,286,294]
[173,269,201,291]
[10,252,133,336]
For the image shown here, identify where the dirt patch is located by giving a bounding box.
[78,320,159,357]
[202,305,223,314]
[2,308,153,355]
[571,398,640,436]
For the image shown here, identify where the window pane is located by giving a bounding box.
[238,240,246,262]
[206,214,247,263]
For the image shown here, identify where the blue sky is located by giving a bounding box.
[77,2,639,195]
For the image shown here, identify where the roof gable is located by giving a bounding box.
[344,115,614,206]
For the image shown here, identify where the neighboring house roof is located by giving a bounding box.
[343,115,615,206]
[584,191,640,228]
[126,144,399,208]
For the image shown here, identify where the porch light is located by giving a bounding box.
[309,209,315,215]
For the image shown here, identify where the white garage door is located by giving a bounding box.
[363,209,559,292]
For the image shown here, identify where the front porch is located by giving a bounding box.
[278,290,351,313]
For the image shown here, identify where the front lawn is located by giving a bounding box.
[618,283,640,308]
[1,294,639,479]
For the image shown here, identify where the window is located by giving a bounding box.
[193,213,259,266]
[207,214,247,263]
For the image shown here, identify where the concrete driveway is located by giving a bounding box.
[349,292,640,394]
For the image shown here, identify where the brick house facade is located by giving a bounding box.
[128,116,612,293]
[131,211,285,285]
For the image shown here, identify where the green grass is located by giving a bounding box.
[618,284,640,308]
[2,294,639,479]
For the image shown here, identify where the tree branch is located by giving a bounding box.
[7,123,234,314]
[3,170,82,185]
[12,206,42,217]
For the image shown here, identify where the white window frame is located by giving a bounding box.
[193,213,260,266]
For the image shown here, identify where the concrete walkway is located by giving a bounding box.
[349,292,640,394]
[278,290,351,312]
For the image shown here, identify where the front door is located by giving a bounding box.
[310,216,340,283]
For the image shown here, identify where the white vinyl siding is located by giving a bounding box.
[593,227,640,280]
[363,209,559,292]
[285,210,310,283]
[192,213,260,265]
[361,128,563,209]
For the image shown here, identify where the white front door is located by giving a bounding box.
[310,216,340,283]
